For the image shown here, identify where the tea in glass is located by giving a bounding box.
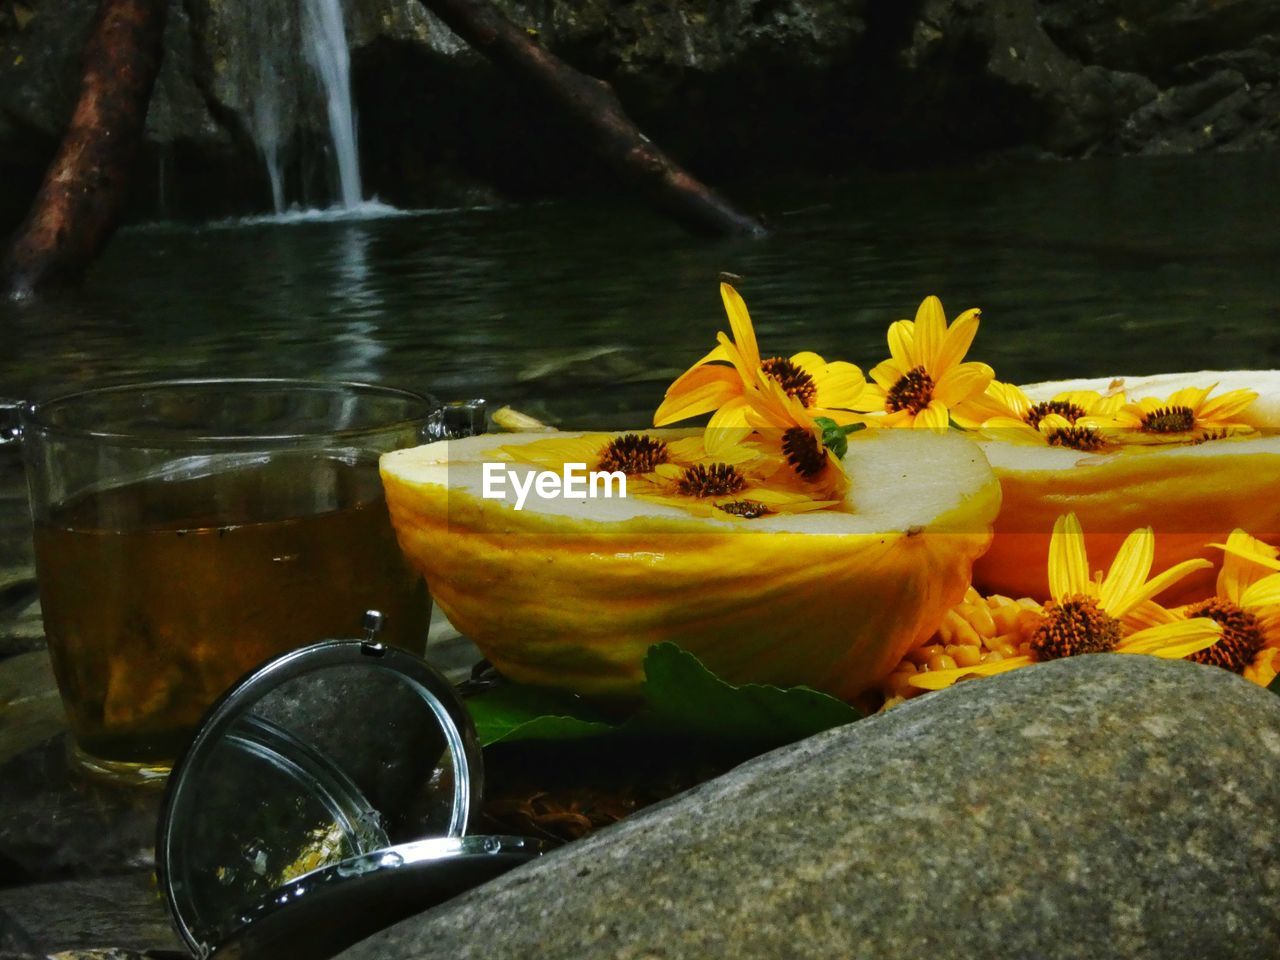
[14,380,438,785]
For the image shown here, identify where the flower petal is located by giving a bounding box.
[1088,392,1129,418]
[1213,529,1279,602]
[1122,600,1180,631]
[1117,618,1221,658]
[1167,385,1211,411]
[1048,513,1090,601]
[1241,573,1280,610]
[1113,558,1216,617]
[1244,647,1280,688]
[886,320,916,370]
[913,296,946,372]
[715,331,759,390]
[934,361,994,407]
[971,381,1029,422]
[1099,527,1154,616]
[704,398,753,456]
[653,364,742,426]
[1199,388,1258,422]
[978,416,1044,445]
[719,283,760,369]
[502,434,613,470]
[869,360,904,392]
[1211,538,1280,573]
[912,398,950,430]
[792,353,868,410]
[933,307,981,376]
[908,656,1035,691]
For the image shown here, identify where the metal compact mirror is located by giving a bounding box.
[156,612,542,960]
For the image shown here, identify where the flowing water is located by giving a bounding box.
[236,0,362,213]
[230,0,297,214]
[302,0,363,209]
[2,154,1279,428]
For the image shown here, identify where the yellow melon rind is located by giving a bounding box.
[974,369,1280,602]
[382,428,1000,700]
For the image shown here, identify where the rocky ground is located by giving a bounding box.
[342,654,1280,960]
[0,438,471,958]
[2,421,1280,956]
[2,0,1279,223]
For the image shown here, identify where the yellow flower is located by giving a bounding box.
[972,381,1127,452]
[1157,530,1280,687]
[1112,383,1259,445]
[500,430,732,501]
[503,431,838,519]
[907,513,1221,692]
[741,378,852,501]
[642,429,840,518]
[861,296,994,429]
[653,282,870,438]
[502,431,700,475]
[643,465,839,519]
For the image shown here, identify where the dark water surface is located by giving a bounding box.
[3,153,1279,428]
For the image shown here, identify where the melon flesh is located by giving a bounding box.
[973,369,1280,602]
[381,428,999,700]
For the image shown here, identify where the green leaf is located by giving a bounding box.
[467,683,614,746]
[465,643,862,750]
[813,416,866,459]
[636,643,861,746]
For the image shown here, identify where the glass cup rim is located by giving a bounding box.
[20,377,439,447]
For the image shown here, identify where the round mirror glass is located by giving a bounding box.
[157,636,483,956]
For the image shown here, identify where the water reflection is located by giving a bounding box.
[328,225,383,381]
[2,154,1278,428]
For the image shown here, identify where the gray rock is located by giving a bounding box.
[0,653,160,885]
[0,1,95,146]
[0,650,61,767]
[0,874,179,957]
[0,594,45,660]
[3,0,1280,218]
[340,656,1280,960]
[0,734,161,883]
[1039,0,1280,82]
[889,0,1280,158]
[900,0,1161,156]
[1121,68,1260,153]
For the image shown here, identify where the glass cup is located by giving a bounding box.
[0,379,444,786]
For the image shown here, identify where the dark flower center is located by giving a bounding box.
[597,433,669,475]
[886,366,935,415]
[676,463,747,498]
[1193,428,1230,445]
[761,357,818,408]
[1025,400,1087,431]
[1141,405,1195,434]
[1186,598,1264,674]
[1046,426,1107,452]
[782,426,826,479]
[717,499,774,519]
[1030,596,1122,661]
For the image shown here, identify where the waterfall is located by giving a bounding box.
[302,0,363,209]
[242,1,290,214]
[240,0,364,214]
[251,82,287,213]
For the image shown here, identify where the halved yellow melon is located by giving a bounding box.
[381,429,999,700]
[973,369,1280,602]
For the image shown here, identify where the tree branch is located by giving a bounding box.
[2,0,168,300]
[416,0,768,239]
